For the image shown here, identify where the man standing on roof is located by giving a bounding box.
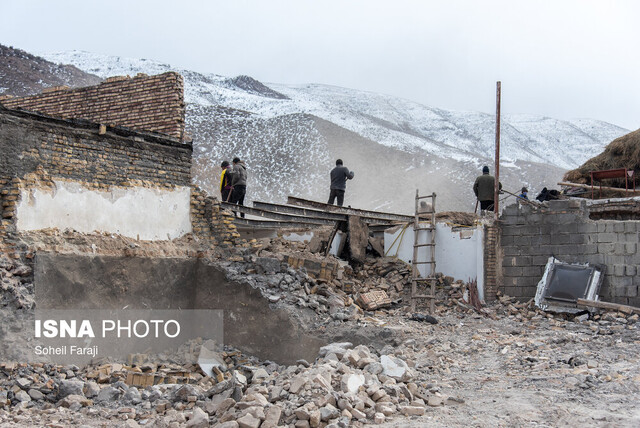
[220,160,234,202]
[231,157,247,218]
[328,159,354,207]
[473,165,502,212]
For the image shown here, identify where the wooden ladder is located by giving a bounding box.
[410,190,437,313]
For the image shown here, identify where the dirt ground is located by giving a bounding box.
[374,305,640,428]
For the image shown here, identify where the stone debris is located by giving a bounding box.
[0,337,433,427]
[1,235,640,426]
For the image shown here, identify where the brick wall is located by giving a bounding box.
[483,224,500,302]
[500,199,640,306]
[191,186,241,247]
[2,72,185,140]
[0,107,191,189]
[0,106,238,258]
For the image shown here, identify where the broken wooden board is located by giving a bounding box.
[287,196,413,223]
[576,298,640,315]
[368,236,385,257]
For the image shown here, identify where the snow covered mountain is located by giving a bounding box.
[35,50,630,212]
[0,44,101,97]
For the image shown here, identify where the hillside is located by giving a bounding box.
[0,44,102,97]
[5,49,630,212]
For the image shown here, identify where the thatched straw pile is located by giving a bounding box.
[564,128,640,186]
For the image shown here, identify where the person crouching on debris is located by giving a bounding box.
[473,165,502,212]
[328,159,354,207]
[220,160,234,202]
[519,187,528,200]
[231,157,247,217]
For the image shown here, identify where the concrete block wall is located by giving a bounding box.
[500,199,640,306]
[2,72,185,140]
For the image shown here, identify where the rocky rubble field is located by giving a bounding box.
[0,300,639,428]
[1,235,639,427]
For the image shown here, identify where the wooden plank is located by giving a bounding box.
[254,200,400,226]
[324,222,341,257]
[252,201,347,221]
[232,217,326,229]
[287,196,414,222]
[576,298,640,315]
[221,202,337,225]
[558,182,640,194]
[501,188,543,208]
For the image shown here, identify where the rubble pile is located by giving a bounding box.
[222,237,419,316]
[18,228,205,259]
[0,293,638,427]
[0,254,34,310]
[1,232,640,426]
[0,339,454,427]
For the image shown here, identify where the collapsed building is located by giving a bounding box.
[1,72,640,426]
[0,73,328,366]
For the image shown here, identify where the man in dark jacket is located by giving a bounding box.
[328,159,355,206]
[231,157,247,217]
[473,166,501,211]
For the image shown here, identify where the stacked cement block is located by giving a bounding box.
[500,199,640,306]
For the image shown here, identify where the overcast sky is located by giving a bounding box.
[1,0,638,129]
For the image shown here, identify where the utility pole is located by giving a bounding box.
[494,81,501,219]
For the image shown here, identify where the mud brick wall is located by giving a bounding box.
[500,199,640,306]
[0,177,14,255]
[191,187,241,247]
[0,107,191,188]
[0,107,239,257]
[2,72,185,140]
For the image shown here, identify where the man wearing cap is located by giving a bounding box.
[473,166,502,212]
[328,159,355,206]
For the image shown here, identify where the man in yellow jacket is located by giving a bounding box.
[220,161,234,202]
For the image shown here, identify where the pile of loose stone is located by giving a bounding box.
[3,234,640,426]
[215,238,430,322]
[0,339,450,427]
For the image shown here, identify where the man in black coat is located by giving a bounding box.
[473,166,501,211]
[327,159,354,206]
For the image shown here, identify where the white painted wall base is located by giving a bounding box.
[384,223,485,301]
[17,180,192,240]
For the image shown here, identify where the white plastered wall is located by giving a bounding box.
[384,222,485,300]
[16,180,192,240]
